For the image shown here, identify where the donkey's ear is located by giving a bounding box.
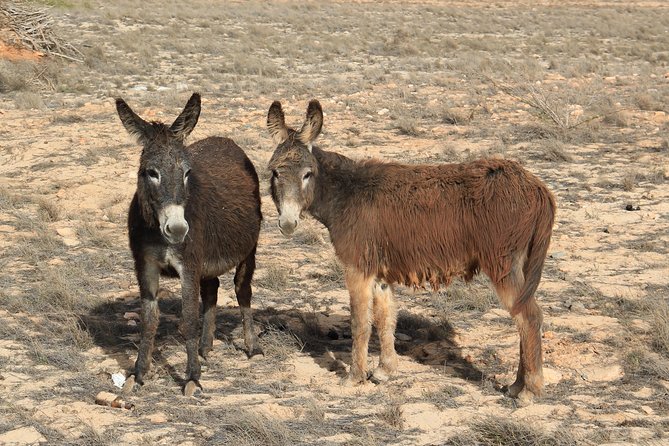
[116,98,153,143]
[297,99,323,148]
[267,101,289,145]
[170,93,201,141]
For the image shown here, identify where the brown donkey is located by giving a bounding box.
[116,93,262,396]
[266,100,555,400]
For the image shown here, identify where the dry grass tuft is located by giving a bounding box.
[376,401,404,430]
[295,224,325,245]
[538,138,573,162]
[623,347,669,381]
[442,107,473,125]
[216,408,295,446]
[0,60,36,92]
[446,417,577,446]
[13,91,45,109]
[436,277,497,313]
[77,222,114,249]
[36,197,61,222]
[256,264,290,291]
[394,117,421,136]
[422,385,465,409]
[622,170,640,191]
[309,257,345,285]
[258,323,304,363]
[649,299,669,357]
[635,93,664,112]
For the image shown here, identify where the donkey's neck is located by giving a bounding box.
[308,147,359,230]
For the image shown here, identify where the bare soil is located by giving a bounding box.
[1,1,669,445]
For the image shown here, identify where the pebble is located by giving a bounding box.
[395,332,412,342]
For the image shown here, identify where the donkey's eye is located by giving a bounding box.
[303,171,312,181]
[146,169,160,181]
[184,169,191,180]
[271,170,279,179]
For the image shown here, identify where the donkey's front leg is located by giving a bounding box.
[180,270,202,396]
[124,261,160,393]
[344,268,373,385]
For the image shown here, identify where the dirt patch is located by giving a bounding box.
[1,0,669,445]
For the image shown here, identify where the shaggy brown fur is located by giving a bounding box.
[267,100,555,399]
[116,93,262,395]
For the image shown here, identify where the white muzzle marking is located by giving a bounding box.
[278,200,301,236]
[159,204,189,244]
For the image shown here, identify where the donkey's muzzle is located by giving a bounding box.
[277,200,301,237]
[164,220,189,244]
[278,218,297,237]
[159,204,189,244]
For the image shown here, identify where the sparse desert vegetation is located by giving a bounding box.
[1,0,669,444]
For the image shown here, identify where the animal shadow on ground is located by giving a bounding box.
[80,293,482,388]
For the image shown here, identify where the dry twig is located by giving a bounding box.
[0,1,83,62]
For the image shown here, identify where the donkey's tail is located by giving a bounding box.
[510,189,556,317]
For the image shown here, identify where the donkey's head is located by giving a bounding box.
[267,100,323,236]
[116,93,201,244]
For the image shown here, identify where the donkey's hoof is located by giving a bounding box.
[513,388,535,406]
[340,373,366,387]
[121,375,141,395]
[198,346,212,360]
[183,380,203,398]
[506,378,526,398]
[370,367,391,384]
[247,346,264,359]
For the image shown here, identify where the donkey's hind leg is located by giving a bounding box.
[512,298,543,398]
[495,255,544,400]
[199,277,220,359]
[234,245,261,357]
[371,279,398,383]
[344,268,374,385]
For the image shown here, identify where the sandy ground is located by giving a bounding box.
[1,1,669,445]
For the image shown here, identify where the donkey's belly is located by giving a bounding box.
[201,256,238,279]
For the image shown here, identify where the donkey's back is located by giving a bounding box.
[328,156,554,291]
[182,136,261,276]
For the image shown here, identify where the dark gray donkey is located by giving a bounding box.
[115,93,262,396]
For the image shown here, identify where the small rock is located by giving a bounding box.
[632,387,654,398]
[395,332,412,342]
[625,204,640,211]
[569,302,586,312]
[640,405,654,415]
[543,367,562,385]
[581,364,623,382]
[148,412,168,423]
[549,251,566,259]
[0,426,46,444]
[123,312,140,320]
[55,227,80,247]
[377,108,389,115]
[543,331,555,340]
